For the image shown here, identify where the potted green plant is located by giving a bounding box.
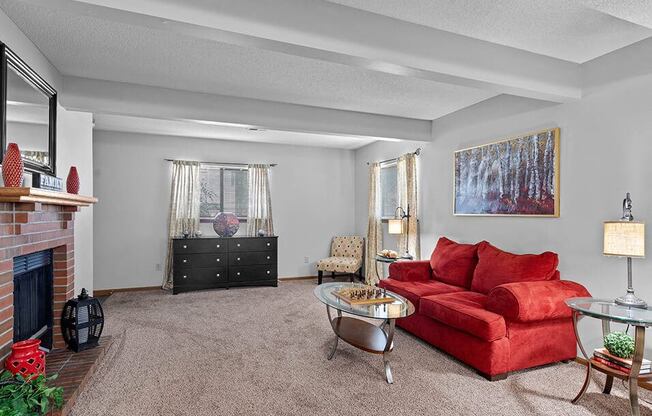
[0,370,63,416]
[604,331,635,358]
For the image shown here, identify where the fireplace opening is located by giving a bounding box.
[13,250,54,350]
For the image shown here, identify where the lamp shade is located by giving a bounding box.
[603,221,645,258]
[388,219,403,234]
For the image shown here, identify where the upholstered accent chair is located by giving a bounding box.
[317,236,364,285]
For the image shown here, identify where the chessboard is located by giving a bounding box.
[332,286,395,305]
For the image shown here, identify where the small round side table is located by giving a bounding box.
[566,297,652,416]
[374,255,399,282]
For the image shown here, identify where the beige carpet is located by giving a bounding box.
[71,280,652,416]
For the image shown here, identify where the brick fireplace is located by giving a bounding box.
[0,201,78,358]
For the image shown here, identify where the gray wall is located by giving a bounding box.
[1,8,94,295]
[57,109,94,294]
[354,74,652,349]
[93,131,356,290]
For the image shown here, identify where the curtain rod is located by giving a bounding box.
[164,159,277,167]
[366,148,421,165]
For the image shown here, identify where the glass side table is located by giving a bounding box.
[566,297,652,416]
[374,255,399,282]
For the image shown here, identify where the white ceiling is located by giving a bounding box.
[585,0,652,31]
[326,0,652,63]
[0,0,650,149]
[0,0,494,120]
[92,114,393,149]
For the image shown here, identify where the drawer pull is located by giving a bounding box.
[183,245,187,249]
[182,275,187,279]
[266,243,271,246]
[266,270,270,274]
[237,243,241,247]
[216,258,220,262]
[216,244,220,248]
[266,256,270,260]
[183,259,187,263]
[237,272,241,276]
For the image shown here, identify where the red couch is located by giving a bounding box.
[378,237,590,380]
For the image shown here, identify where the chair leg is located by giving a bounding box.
[318,270,323,285]
[331,272,336,279]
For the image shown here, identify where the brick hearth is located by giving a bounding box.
[0,201,78,357]
[47,336,113,416]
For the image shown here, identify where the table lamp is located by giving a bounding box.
[389,206,413,259]
[603,193,646,308]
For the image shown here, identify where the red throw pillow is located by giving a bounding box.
[471,242,559,294]
[430,237,479,288]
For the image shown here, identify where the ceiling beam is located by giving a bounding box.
[61,76,432,142]
[24,0,581,103]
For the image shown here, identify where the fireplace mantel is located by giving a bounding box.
[0,187,97,207]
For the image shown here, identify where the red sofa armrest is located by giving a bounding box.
[388,260,431,282]
[486,280,591,322]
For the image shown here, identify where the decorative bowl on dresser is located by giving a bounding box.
[172,236,278,294]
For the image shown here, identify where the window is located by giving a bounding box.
[199,165,248,222]
[380,162,398,219]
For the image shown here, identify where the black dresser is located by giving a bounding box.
[172,236,278,295]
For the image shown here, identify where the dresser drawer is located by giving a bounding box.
[174,267,227,287]
[228,251,276,266]
[229,265,277,282]
[173,239,227,254]
[228,238,276,252]
[174,253,226,269]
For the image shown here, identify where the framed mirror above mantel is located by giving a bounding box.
[0,42,57,176]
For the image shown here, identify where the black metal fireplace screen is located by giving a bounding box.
[13,250,53,349]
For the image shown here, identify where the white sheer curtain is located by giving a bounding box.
[365,162,383,284]
[397,152,420,259]
[163,161,200,290]
[247,164,274,236]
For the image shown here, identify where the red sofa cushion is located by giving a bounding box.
[420,292,506,342]
[430,237,479,288]
[471,242,559,294]
[378,279,465,309]
[486,280,591,322]
[388,260,431,282]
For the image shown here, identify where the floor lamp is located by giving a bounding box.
[388,206,413,260]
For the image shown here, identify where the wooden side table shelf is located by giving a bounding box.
[566,298,652,416]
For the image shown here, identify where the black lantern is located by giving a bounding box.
[61,288,104,352]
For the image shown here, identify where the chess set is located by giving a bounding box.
[332,286,395,305]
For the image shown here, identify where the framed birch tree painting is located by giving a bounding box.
[454,128,560,217]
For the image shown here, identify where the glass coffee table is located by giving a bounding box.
[314,282,415,384]
[566,297,652,416]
